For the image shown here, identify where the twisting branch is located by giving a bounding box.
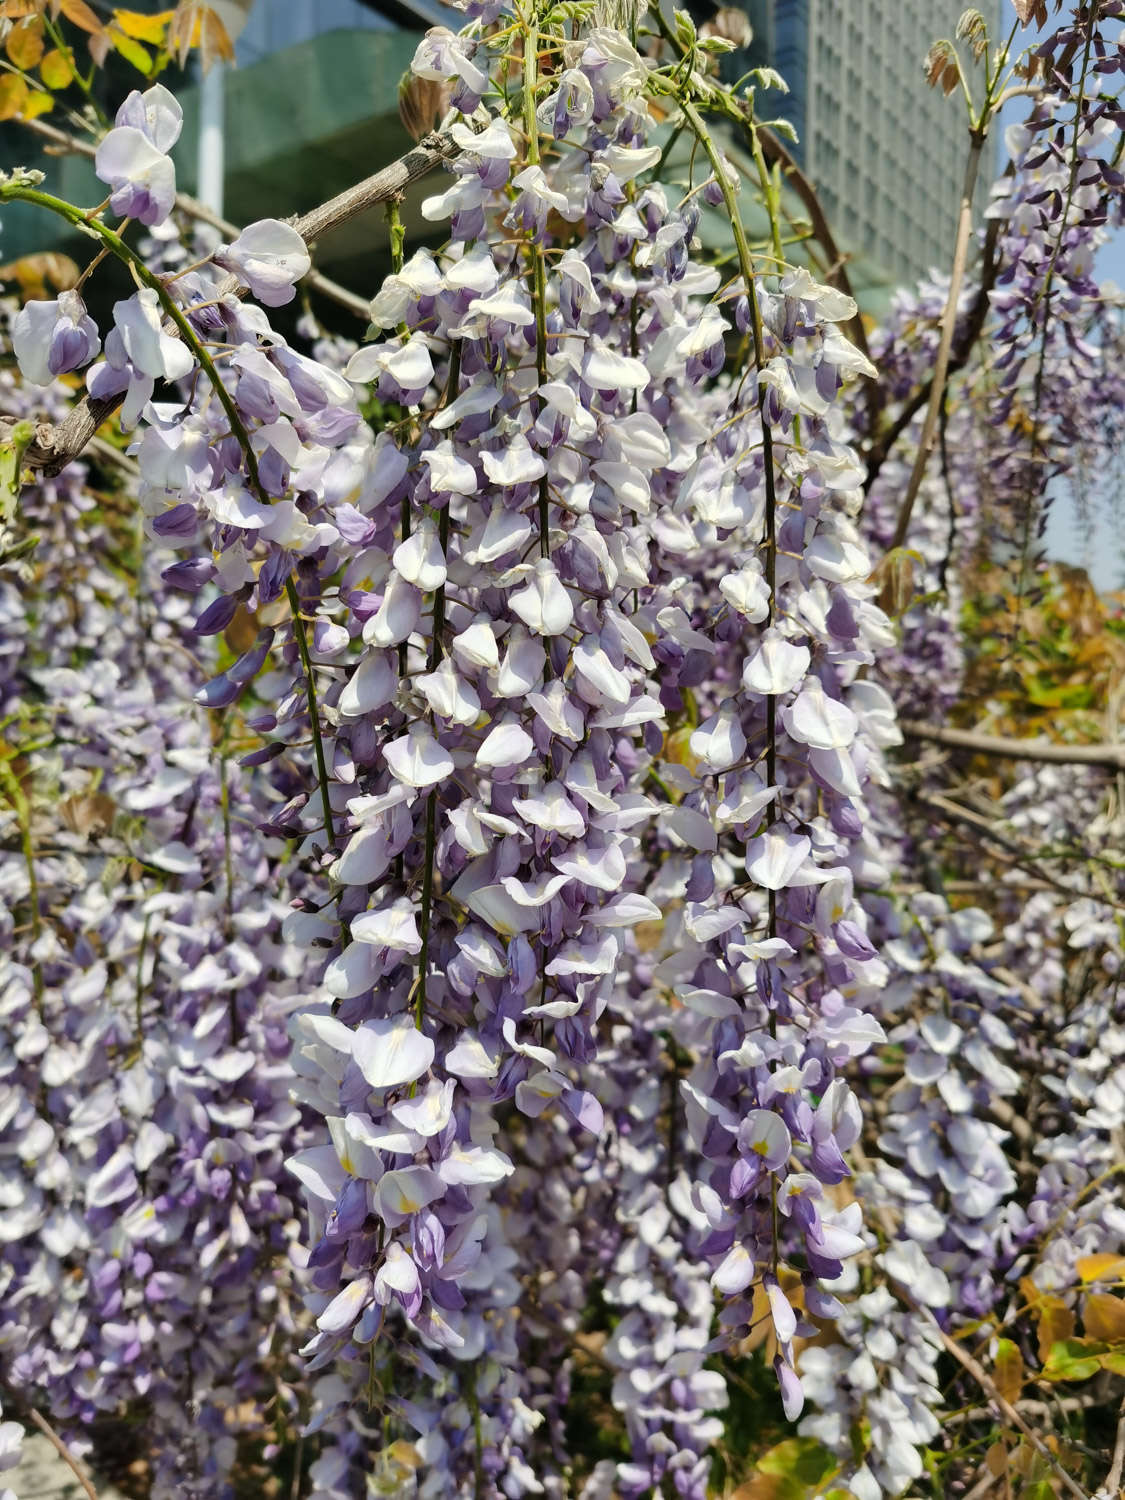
[287,131,459,244]
[901,720,1125,771]
[5,129,461,477]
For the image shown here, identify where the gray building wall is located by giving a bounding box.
[742,0,1001,285]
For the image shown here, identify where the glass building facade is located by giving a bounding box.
[743,0,1002,284]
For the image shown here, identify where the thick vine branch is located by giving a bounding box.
[5,129,460,477]
[902,720,1125,771]
[289,130,459,244]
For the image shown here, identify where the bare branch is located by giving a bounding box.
[885,124,988,551]
[25,1407,100,1500]
[1106,1393,1125,1498]
[909,1307,1092,1500]
[7,126,461,477]
[289,131,459,244]
[861,205,1003,494]
[901,720,1125,771]
[915,789,1125,911]
[947,1394,1100,1429]
[17,115,371,318]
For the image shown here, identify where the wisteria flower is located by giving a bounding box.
[94,83,182,224]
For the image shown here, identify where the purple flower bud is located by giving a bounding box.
[193,594,240,635]
[152,503,200,539]
[194,672,240,708]
[161,557,214,591]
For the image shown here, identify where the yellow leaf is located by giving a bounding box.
[994,1339,1024,1405]
[1031,1292,1076,1363]
[21,85,53,117]
[0,74,29,119]
[0,251,80,299]
[6,15,44,67]
[38,45,73,87]
[1076,1254,1125,1284]
[1083,1292,1125,1344]
[59,0,104,33]
[107,23,151,73]
[111,7,173,42]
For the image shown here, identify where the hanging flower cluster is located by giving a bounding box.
[0,328,323,1497]
[0,1,1123,1497]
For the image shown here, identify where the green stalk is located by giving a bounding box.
[679,96,784,1267]
[522,14,552,557]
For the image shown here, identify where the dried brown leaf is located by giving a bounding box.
[1013,0,1049,26]
[59,791,116,837]
[59,0,103,32]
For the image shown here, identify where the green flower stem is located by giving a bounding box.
[522,13,551,558]
[678,94,785,1268]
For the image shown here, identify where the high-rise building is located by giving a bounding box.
[739,0,1002,284]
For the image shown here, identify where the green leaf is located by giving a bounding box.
[757,1438,838,1486]
[749,65,789,93]
[699,35,736,53]
[0,419,35,523]
[673,8,696,45]
[1040,1337,1109,1382]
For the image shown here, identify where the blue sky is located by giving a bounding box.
[996,0,1124,590]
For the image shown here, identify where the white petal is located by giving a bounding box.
[352,1016,435,1091]
[509,559,574,636]
[742,630,811,695]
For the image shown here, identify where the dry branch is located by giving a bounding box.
[901,720,1125,772]
[25,1407,100,1500]
[910,1307,1092,1500]
[1106,1394,1125,1496]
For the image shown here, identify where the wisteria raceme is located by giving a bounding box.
[0,0,1123,1495]
[0,329,322,1496]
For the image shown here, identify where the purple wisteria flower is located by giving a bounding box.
[94,83,183,225]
